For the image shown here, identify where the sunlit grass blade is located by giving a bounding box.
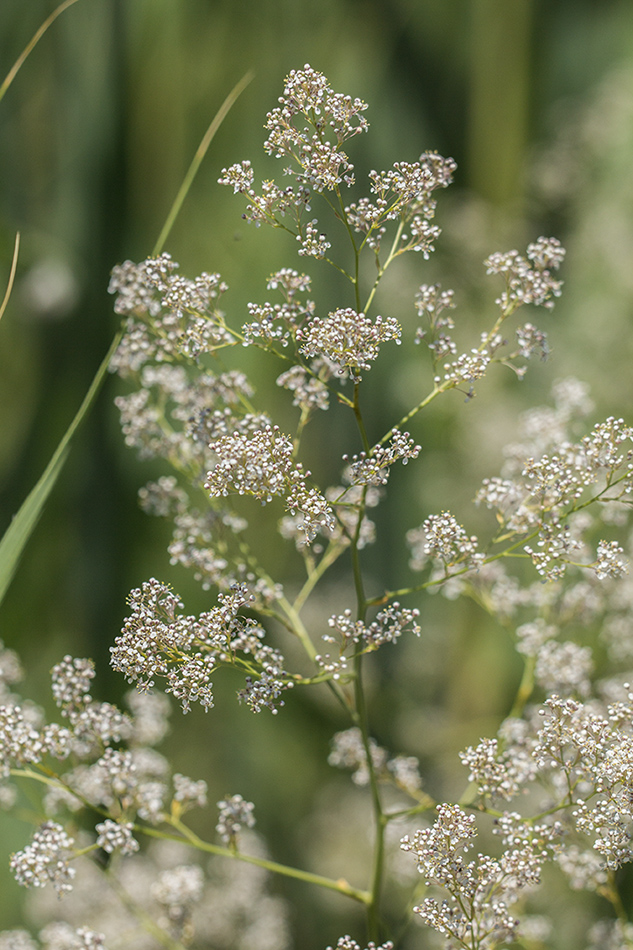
[0,330,122,607]
[0,232,20,323]
[153,69,254,255]
[0,0,82,104]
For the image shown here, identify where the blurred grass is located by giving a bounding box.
[1,0,633,945]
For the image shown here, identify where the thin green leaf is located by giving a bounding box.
[153,69,254,255]
[0,66,251,605]
[0,330,122,607]
[0,0,82,104]
[0,232,19,323]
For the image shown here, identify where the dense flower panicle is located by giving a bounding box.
[320,604,420,678]
[263,65,368,181]
[172,772,208,810]
[219,66,368,233]
[440,349,491,389]
[415,282,456,321]
[216,794,256,845]
[344,196,387,250]
[369,153,456,211]
[401,804,551,948]
[242,273,315,348]
[516,322,550,360]
[217,163,311,226]
[113,361,260,468]
[407,511,482,572]
[51,656,95,712]
[108,256,171,317]
[206,426,295,502]
[534,640,593,696]
[95,820,139,856]
[414,282,456,351]
[205,425,335,543]
[297,220,331,258]
[37,63,633,950]
[345,154,455,258]
[344,429,421,486]
[276,364,330,411]
[485,238,565,312]
[111,580,291,714]
[459,738,529,802]
[471,392,633,581]
[10,822,75,895]
[108,255,231,376]
[297,309,401,380]
[595,540,629,579]
[0,705,73,778]
[527,694,633,868]
[267,267,312,297]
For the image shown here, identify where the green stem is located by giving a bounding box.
[277,595,318,662]
[292,541,347,613]
[155,817,371,904]
[353,653,386,941]
[508,654,536,719]
[352,383,371,453]
[362,219,405,315]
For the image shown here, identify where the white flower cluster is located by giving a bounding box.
[219,65,367,231]
[476,411,633,581]
[325,939,393,950]
[316,604,420,679]
[242,269,315,347]
[344,429,421,486]
[401,804,551,948]
[328,727,422,797]
[10,822,76,896]
[205,425,335,543]
[297,308,401,381]
[216,794,256,846]
[110,579,292,715]
[407,511,482,574]
[485,237,565,312]
[264,64,368,190]
[108,254,230,375]
[95,820,139,856]
[276,364,330,411]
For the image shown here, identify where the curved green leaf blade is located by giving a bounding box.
[0,331,121,607]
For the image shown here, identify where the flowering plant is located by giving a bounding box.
[3,63,633,950]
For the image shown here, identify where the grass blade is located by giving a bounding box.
[153,69,254,255]
[0,330,122,607]
[0,0,82,104]
[0,232,20,324]
[0,65,251,606]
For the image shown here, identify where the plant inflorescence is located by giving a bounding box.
[3,64,633,950]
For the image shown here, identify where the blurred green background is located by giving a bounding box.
[1,0,633,946]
